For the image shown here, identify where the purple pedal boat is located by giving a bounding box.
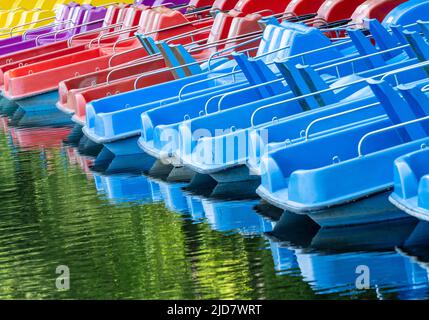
[0,3,107,56]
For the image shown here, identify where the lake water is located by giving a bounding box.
[1,118,429,300]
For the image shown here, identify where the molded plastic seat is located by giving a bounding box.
[351,0,408,24]
[316,0,367,24]
[285,0,326,16]
[383,0,429,31]
[390,148,429,216]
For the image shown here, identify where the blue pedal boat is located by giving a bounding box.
[0,5,110,128]
[389,147,429,221]
[246,27,429,175]
[139,8,429,168]
[136,21,374,159]
[175,24,428,184]
[83,19,359,173]
[256,75,429,227]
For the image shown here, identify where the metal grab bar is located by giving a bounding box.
[205,23,363,71]
[202,43,410,112]
[106,53,165,83]
[132,45,256,90]
[110,8,356,81]
[22,18,75,40]
[314,44,410,77]
[304,102,380,141]
[111,18,214,53]
[358,115,429,157]
[183,30,261,55]
[207,35,263,70]
[178,65,241,105]
[108,45,151,67]
[109,15,214,50]
[108,22,217,65]
[0,16,57,37]
[134,40,255,89]
[67,22,124,47]
[97,6,214,48]
[163,25,214,44]
[250,59,429,127]
[163,25,212,43]
[32,18,109,45]
[215,78,283,112]
[126,14,387,96]
[185,6,213,17]
[109,19,262,63]
[106,31,261,81]
[111,15,215,52]
[163,9,303,45]
[89,25,140,48]
[144,16,214,37]
[54,19,108,41]
[181,36,357,97]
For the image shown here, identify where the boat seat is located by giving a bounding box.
[317,0,367,24]
[351,0,407,25]
[285,0,326,16]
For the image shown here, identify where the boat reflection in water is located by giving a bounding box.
[92,173,162,205]
[64,148,429,299]
[269,212,429,299]
[9,126,71,151]
[0,117,71,151]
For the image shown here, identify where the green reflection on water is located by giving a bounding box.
[0,129,378,300]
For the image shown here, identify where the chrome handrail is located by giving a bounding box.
[106,31,262,81]
[358,115,429,157]
[22,19,74,40]
[304,102,380,141]
[250,59,429,127]
[89,25,140,48]
[35,18,107,45]
[67,22,124,47]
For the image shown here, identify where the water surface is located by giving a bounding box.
[1,119,429,300]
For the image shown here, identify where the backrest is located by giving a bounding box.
[222,0,290,54]
[383,0,429,31]
[117,6,145,39]
[317,0,367,23]
[150,8,195,41]
[102,4,126,28]
[189,0,215,8]
[368,80,429,141]
[81,5,107,32]
[212,0,240,11]
[285,0,326,16]
[399,84,429,136]
[351,0,407,24]
[259,21,344,65]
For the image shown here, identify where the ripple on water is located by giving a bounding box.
[0,122,428,299]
